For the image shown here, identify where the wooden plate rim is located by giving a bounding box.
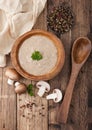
[11,29,65,81]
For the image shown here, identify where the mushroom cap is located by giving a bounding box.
[5,67,20,80]
[15,82,27,94]
[53,89,62,103]
[36,81,50,92]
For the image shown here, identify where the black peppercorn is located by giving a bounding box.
[47,2,75,36]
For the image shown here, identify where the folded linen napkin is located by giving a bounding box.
[0,0,47,67]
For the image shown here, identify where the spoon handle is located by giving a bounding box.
[57,70,78,124]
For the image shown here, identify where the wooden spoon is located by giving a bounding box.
[57,37,92,124]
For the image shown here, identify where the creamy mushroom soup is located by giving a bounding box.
[18,35,58,75]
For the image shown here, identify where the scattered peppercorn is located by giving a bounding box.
[42,115,45,116]
[19,99,22,101]
[22,115,25,117]
[47,2,75,36]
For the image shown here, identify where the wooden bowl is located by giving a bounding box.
[11,30,65,81]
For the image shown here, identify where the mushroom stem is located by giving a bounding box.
[7,78,14,85]
[46,93,57,100]
[37,87,46,97]
[15,82,20,87]
[0,54,6,67]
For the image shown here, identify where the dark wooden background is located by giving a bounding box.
[0,0,92,130]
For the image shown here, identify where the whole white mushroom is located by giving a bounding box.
[46,89,62,103]
[36,81,50,97]
[5,67,21,85]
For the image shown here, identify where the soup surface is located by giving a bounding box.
[18,35,58,75]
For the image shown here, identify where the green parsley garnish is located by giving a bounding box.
[31,51,43,61]
[27,84,34,96]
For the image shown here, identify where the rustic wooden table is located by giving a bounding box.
[0,0,92,130]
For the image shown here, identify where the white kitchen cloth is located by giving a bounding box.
[0,0,47,56]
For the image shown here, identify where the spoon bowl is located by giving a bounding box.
[72,37,91,64]
[57,37,92,124]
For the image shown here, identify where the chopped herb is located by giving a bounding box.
[27,84,34,96]
[31,51,43,61]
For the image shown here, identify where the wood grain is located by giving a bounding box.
[0,0,92,130]
[70,0,90,130]
[48,0,72,130]
[0,56,17,130]
[88,0,92,129]
[48,0,91,130]
[17,5,48,130]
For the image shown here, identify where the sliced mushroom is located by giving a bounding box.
[15,82,27,94]
[36,81,50,97]
[0,54,6,67]
[5,67,21,85]
[46,89,62,103]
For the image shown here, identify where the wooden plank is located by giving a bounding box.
[48,0,91,130]
[0,0,91,130]
[0,67,3,128]
[17,94,48,130]
[88,123,92,130]
[68,0,90,130]
[88,108,92,123]
[0,56,17,130]
[88,0,92,103]
[41,98,48,130]
[17,4,48,130]
[47,0,72,130]
[88,0,92,129]
[47,1,61,129]
[88,90,92,107]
